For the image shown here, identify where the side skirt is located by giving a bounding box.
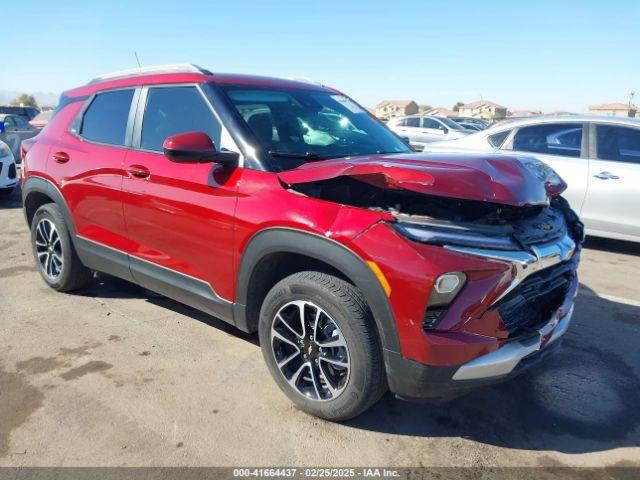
[75,236,234,324]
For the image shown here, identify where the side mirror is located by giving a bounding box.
[401,136,411,144]
[163,131,238,165]
[441,127,449,134]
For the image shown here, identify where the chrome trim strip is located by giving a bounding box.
[452,305,574,381]
[445,234,576,302]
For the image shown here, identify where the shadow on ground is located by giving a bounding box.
[347,284,640,454]
[77,270,640,454]
[584,236,640,256]
[0,183,22,210]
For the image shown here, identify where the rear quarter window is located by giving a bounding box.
[488,130,510,148]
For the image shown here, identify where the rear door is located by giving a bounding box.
[508,122,589,213]
[52,88,136,264]
[580,123,640,239]
[121,84,241,316]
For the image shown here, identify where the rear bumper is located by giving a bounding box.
[386,305,574,400]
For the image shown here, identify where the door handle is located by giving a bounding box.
[593,171,620,180]
[51,151,70,163]
[127,164,150,179]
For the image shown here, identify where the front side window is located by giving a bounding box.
[513,123,582,157]
[14,116,28,127]
[81,89,134,145]
[219,86,410,170]
[141,86,222,152]
[4,116,16,128]
[596,125,640,164]
[421,118,440,129]
[438,117,466,131]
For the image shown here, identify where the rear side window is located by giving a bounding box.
[405,117,420,127]
[140,87,222,152]
[488,130,510,148]
[596,125,640,164]
[513,123,582,157]
[81,90,134,146]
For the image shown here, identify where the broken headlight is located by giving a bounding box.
[520,157,567,195]
[393,222,519,251]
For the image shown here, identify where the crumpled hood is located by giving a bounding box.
[278,153,561,207]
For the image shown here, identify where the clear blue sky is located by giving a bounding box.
[4,0,639,112]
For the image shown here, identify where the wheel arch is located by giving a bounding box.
[234,228,401,354]
[22,176,77,239]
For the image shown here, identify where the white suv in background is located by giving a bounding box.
[425,115,640,243]
[387,115,469,149]
[0,140,17,196]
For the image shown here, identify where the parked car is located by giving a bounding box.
[29,110,53,129]
[425,115,640,243]
[0,139,18,196]
[21,64,583,420]
[0,105,40,120]
[450,117,490,130]
[387,115,470,147]
[0,113,39,162]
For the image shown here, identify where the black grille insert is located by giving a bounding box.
[495,259,576,336]
[8,163,16,179]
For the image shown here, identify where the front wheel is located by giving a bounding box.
[259,271,386,421]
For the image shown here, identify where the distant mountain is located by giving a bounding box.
[0,90,60,108]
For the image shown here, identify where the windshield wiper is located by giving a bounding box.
[268,150,333,162]
[268,151,327,161]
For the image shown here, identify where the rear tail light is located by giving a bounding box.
[21,144,27,162]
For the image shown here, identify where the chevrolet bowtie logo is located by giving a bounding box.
[542,225,553,230]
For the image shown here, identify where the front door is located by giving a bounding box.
[122,85,241,319]
[581,123,640,240]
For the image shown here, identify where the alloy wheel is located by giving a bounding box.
[35,218,63,281]
[270,300,350,401]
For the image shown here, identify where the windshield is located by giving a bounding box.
[219,85,410,169]
[439,117,466,131]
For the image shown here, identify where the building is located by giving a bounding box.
[457,100,507,119]
[375,100,419,119]
[424,107,457,118]
[510,109,542,117]
[588,103,637,117]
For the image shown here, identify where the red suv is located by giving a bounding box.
[21,64,583,420]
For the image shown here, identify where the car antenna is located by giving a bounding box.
[134,51,142,69]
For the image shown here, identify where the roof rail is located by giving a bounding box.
[88,64,212,84]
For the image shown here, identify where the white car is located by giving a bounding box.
[387,115,469,149]
[0,139,18,196]
[425,115,640,243]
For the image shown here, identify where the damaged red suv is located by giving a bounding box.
[21,65,583,420]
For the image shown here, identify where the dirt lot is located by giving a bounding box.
[1,185,639,468]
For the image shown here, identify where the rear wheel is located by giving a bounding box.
[30,204,93,291]
[259,271,386,421]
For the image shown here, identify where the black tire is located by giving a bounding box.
[259,271,386,421]
[30,203,93,292]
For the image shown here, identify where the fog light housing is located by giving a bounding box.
[424,272,467,330]
[429,272,466,307]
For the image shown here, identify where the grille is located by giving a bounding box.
[8,163,16,179]
[495,259,576,336]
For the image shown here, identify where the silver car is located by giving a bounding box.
[387,115,469,148]
[426,115,640,243]
[0,113,39,162]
